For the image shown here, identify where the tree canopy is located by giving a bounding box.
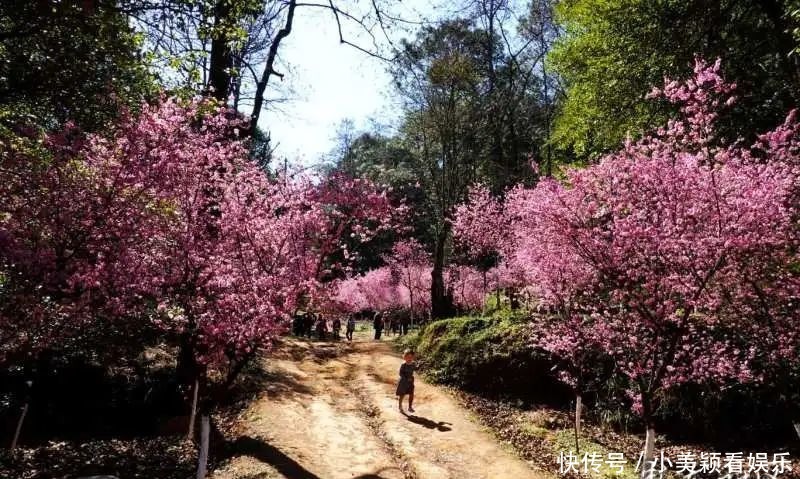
[549,0,800,160]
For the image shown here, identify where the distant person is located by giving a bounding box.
[401,316,410,336]
[304,313,314,338]
[315,315,328,340]
[292,313,304,336]
[346,315,356,341]
[373,312,384,340]
[396,349,416,414]
[332,317,342,340]
[389,316,399,336]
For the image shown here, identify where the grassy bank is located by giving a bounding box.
[398,310,570,405]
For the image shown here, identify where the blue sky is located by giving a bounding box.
[258,2,434,166]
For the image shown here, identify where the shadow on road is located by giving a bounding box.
[404,413,453,432]
[352,466,405,479]
[227,436,321,479]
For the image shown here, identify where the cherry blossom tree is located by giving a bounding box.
[335,264,432,316]
[444,265,488,311]
[452,184,511,311]
[471,59,800,463]
[452,182,602,447]
[0,118,175,366]
[452,184,509,260]
[1,99,402,464]
[55,101,299,452]
[290,171,400,283]
[335,261,497,316]
[384,239,430,324]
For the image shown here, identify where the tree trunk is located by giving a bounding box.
[409,287,415,327]
[208,1,233,102]
[431,229,452,319]
[509,288,519,309]
[495,270,501,311]
[221,351,255,392]
[10,402,28,452]
[482,270,488,315]
[539,13,553,178]
[196,415,210,479]
[187,379,199,440]
[574,394,582,453]
[176,333,198,386]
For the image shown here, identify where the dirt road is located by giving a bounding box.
[212,332,547,479]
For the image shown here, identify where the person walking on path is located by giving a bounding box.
[346,315,356,341]
[332,317,342,340]
[400,316,410,336]
[373,312,384,340]
[292,312,304,336]
[304,313,314,338]
[396,349,416,414]
[315,315,328,340]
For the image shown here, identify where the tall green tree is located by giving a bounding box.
[0,0,157,131]
[390,17,550,317]
[550,0,800,160]
[392,19,490,317]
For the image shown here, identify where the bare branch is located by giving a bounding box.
[250,0,298,132]
[294,1,396,62]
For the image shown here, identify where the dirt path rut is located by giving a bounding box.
[212,333,546,479]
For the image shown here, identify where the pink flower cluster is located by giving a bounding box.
[453,59,800,420]
[334,239,499,314]
[0,99,398,371]
[335,239,432,314]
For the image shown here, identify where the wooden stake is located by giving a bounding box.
[574,394,582,453]
[196,415,210,479]
[188,379,199,440]
[10,402,29,452]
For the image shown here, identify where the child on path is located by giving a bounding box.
[396,349,416,414]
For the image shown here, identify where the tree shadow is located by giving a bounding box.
[403,413,452,432]
[0,436,196,479]
[275,337,360,364]
[352,466,404,479]
[227,435,321,479]
[235,366,314,400]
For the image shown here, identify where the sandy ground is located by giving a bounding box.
[212,331,545,479]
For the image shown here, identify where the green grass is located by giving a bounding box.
[394,308,572,406]
[519,422,550,440]
[551,430,639,479]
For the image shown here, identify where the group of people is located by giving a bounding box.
[372,311,411,340]
[292,312,357,341]
[292,310,413,343]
